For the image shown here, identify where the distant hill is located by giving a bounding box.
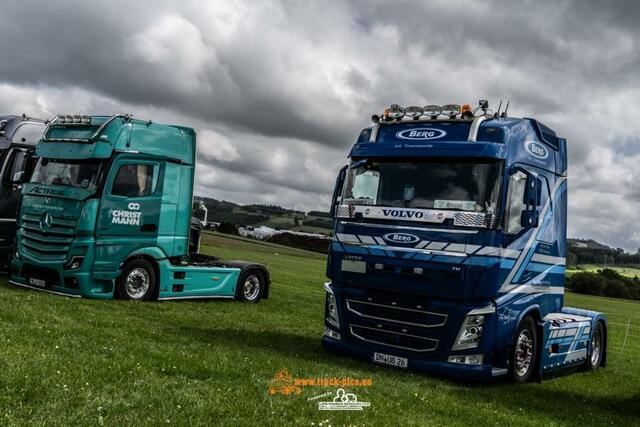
[568,238,611,251]
[192,195,332,236]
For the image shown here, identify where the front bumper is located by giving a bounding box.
[11,242,115,299]
[322,336,507,381]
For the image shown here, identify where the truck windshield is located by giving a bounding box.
[30,158,104,191]
[342,159,503,213]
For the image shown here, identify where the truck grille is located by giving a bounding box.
[349,324,438,352]
[20,213,76,261]
[346,299,447,328]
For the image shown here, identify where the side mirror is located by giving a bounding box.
[329,165,348,218]
[11,171,25,184]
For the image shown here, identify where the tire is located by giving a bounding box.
[117,258,157,301]
[587,321,605,370]
[235,270,265,303]
[510,316,538,382]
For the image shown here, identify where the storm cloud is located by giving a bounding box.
[0,0,639,249]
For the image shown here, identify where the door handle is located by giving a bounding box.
[140,224,157,232]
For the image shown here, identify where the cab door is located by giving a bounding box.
[95,156,163,272]
[0,147,35,266]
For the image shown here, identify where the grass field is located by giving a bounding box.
[567,264,640,278]
[0,233,638,425]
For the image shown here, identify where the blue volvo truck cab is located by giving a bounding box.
[322,102,607,381]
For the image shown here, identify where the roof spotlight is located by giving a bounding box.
[404,106,423,120]
[423,105,441,119]
[81,115,91,124]
[441,104,461,118]
[73,115,82,123]
[65,115,74,123]
[383,104,405,121]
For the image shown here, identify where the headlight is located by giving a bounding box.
[441,104,461,118]
[404,106,423,119]
[452,314,485,350]
[422,105,441,118]
[325,286,340,328]
[14,244,20,261]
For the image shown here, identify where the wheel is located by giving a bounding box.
[235,270,265,303]
[117,259,157,301]
[510,316,538,382]
[587,321,605,370]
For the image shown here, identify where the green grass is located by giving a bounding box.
[0,234,638,425]
[567,264,640,278]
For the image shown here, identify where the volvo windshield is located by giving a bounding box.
[30,158,105,191]
[342,159,503,214]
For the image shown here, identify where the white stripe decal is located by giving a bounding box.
[531,254,566,265]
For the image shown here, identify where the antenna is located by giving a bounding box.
[501,100,510,118]
[495,100,503,118]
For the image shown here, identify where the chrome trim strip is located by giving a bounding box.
[157,295,235,301]
[338,221,479,234]
[8,280,81,298]
[0,218,16,222]
[346,299,448,328]
[349,324,438,353]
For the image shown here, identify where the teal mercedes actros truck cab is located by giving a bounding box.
[322,102,607,382]
[11,114,270,302]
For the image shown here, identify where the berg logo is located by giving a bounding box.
[395,128,446,140]
[383,233,420,245]
[525,141,549,159]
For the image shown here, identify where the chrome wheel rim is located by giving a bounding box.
[243,275,260,301]
[514,330,533,377]
[591,326,602,366]
[125,267,150,299]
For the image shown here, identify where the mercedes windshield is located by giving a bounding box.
[30,158,105,192]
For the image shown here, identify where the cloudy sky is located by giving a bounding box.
[0,0,639,250]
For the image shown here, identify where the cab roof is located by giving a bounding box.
[36,114,196,165]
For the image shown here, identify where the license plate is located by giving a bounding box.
[29,278,46,287]
[373,352,408,368]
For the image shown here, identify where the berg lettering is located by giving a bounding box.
[525,141,549,159]
[396,128,446,140]
[383,233,420,244]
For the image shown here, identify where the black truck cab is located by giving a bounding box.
[0,115,47,269]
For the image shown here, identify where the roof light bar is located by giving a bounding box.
[54,115,92,125]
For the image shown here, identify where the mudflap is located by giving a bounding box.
[539,307,607,376]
